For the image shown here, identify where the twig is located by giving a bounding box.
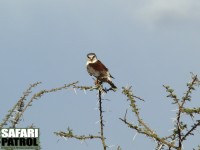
[12,81,78,127]
[121,86,178,149]
[181,120,200,141]
[133,95,145,102]
[119,117,177,149]
[54,83,109,149]
[54,131,101,140]
[0,82,41,128]
[98,90,107,150]
[176,75,198,149]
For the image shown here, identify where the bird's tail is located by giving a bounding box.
[107,80,117,89]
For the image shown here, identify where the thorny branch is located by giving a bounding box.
[119,117,177,149]
[176,75,199,149]
[120,86,177,149]
[120,74,200,150]
[181,120,200,141]
[54,127,101,140]
[1,81,99,128]
[0,82,42,128]
[2,74,200,150]
[98,90,107,150]
[12,81,79,128]
[2,80,110,148]
[54,84,108,150]
[121,87,152,134]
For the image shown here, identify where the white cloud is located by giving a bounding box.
[133,0,200,26]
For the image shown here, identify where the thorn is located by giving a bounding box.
[168,128,176,131]
[170,109,179,112]
[93,107,98,110]
[108,145,115,148]
[57,139,60,143]
[83,89,87,94]
[153,137,158,144]
[157,144,164,150]
[62,136,68,142]
[103,120,107,123]
[73,88,77,95]
[124,109,128,120]
[196,129,200,134]
[95,120,100,124]
[102,98,111,101]
[182,144,184,149]
[132,132,138,142]
[82,140,88,146]
[170,117,176,123]
[106,109,112,112]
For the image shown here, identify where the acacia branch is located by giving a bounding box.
[0,82,42,128]
[12,81,79,127]
[176,75,198,148]
[54,83,108,149]
[98,90,107,150]
[181,120,200,141]
[121,86,179,149]
[119,117,177,149]
[121,87,153,134]
[54,128,101,140]
[181,107,200,115]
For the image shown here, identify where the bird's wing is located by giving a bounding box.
[91,60,108,71]
[96,60,115,79]
[87,60,115,80]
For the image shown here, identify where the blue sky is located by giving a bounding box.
[0,0,200,149]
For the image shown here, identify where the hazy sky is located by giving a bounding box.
[0,0,200,150]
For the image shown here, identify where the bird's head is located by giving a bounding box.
[87,53,98,63]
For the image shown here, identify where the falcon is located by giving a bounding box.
[86,53,117,89]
